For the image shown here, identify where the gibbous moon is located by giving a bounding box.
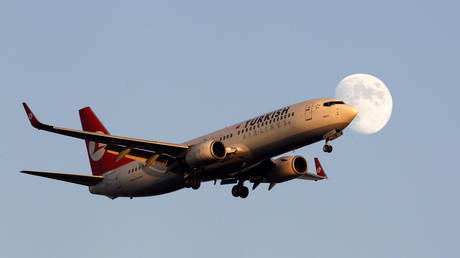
[335,74,393,134]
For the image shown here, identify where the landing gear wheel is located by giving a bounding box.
[239,186,249,199]
[323,144,333,153]
[232,185,240,197]
[231,185,249,198]
[188,176,201,190]
[191,179,201,190]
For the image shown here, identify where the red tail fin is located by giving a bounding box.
[314,158,328,178]
[79,107,133,176]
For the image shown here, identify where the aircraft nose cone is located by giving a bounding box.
[351,106,358,118]
[345,105,358,122]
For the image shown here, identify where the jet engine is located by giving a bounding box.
[185,140,226,167]
[267,156,308,183]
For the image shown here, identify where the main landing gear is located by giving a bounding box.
[232,182,249,199]
[186,171,201,190]
[189,177,201,190]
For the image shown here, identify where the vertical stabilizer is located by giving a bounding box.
[79,107,133,176]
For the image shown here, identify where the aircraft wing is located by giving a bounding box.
[21,170,103,186]
[23,103,189,158]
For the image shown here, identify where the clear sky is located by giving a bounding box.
[2,1,459,258]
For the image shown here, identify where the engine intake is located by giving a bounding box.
[185,140,226,167]
[267,156,308,183]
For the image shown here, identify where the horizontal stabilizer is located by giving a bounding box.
[297,172,327,181]
[297,157,328,181]
[21,170,103,186]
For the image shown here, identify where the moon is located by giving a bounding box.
[335,73,393,134]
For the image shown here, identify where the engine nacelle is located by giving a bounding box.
[185,140,226,167]
[267,156,308,183]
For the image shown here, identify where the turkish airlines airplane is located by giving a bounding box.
[21,98,357,199]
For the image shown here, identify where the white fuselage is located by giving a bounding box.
[89,98,356,198]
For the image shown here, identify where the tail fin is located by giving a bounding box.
[314,158,328,179]
[79,107,133,176]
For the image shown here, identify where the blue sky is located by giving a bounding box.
[1,1,459,258]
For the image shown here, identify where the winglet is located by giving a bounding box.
[314,157,328,179]
[22,102,45,129]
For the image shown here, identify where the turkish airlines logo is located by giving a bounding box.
[88,131,107,162]
[316,166,322,174]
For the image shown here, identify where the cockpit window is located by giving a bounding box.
[323,101,345,107]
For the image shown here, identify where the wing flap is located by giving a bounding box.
[105,144,171,162]
[21,170,104,186]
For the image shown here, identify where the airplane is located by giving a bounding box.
[21,98,357,199]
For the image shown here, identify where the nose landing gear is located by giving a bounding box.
[322,130,343,153]
[323,141,333,153]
